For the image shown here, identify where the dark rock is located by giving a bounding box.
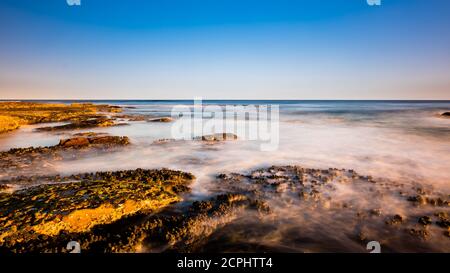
[418,216,432,226]
[87,136,130,146]
[72,132,107,137]
[426,197,449,207]
[148,117,173,123]
[435,212,450,228]
[0,136,130,177]
[407,228,430,240]
[58,137,90,148]
[216,174,228,179]
[191,201,213,212]
[0,168,195,251]
[250,200,271,214]
[35,118,116,132]
[370,208,382,216]
[386,214,404,225]
[151,138,181,145]
[115,114,147,121]
[407,195,427,205]
[196,133,238,141]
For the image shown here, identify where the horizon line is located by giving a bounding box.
[1,99,449,102]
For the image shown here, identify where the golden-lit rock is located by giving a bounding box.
[0,102,122,134]
[0,168,195,244]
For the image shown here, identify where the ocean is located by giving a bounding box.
[1,100,449,252]
[1,100,449,189]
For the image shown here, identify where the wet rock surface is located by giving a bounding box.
[207,166,450,252]
[441,112,450,117]
[0,102,122,134]
[115,114,148,121]
[0,189,258,253]
[0,136,130,178]
[152,133,238,145]
[0,116,20,133]
[0,163,448,253]
[194,133,238,141]
[148,117,174,123]
[0,169,195,252]
[58,136,129,148]
[35,118,118,132]
[72,132,108,137]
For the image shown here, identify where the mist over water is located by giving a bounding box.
[1,101,449,252]
[3,101,448,189]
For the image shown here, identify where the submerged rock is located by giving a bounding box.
[148,117,174,122]
[435,212,450,228]
[407,194,449,207]
[1,163,449,253]
[196,133,238,141]
[72,132,108,137]
[115,114,147,121]
[152,138,182,145]
[369,208,383,216]
[214,165,450,252]
[408,228,430,240]
[151,133,238,145]
[418,216,432,226]
[385,215,404,226]
[407,195,427,205]
[35,118,116,132]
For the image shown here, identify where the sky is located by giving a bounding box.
[0,0,449,100]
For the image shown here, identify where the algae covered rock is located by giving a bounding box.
[36,118,117,132]
[0,135,130,177]
[58,137,91,148]
[148,117,174,122]
[0,102,122,134]
[0,191,256,253]
[0,169,195,248]
[58,136,130,148]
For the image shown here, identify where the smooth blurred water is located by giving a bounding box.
[1,100,449,192]
[1,100,450,252]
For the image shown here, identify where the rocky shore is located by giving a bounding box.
[0,135,130,179]
[0,164,448,253]
[0,102,448,253]
[0,102,122,134]
[0,169,195,252]
[0,102,179,134]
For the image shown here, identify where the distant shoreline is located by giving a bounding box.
[1,99,450,103]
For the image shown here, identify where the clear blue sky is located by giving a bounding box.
[0,0,449,99]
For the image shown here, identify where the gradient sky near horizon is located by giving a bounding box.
[0,0,449,99]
